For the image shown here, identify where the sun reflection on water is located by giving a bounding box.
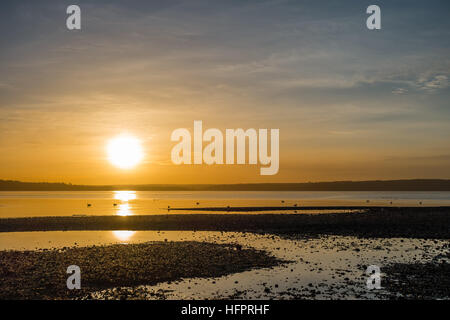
[112,230,136,241]
[116,203,132,216]
[114,191,137,202]
[114,191,136,216]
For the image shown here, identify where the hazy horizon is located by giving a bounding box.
[2,178,450,193]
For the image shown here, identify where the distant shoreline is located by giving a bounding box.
[2,179,450,191]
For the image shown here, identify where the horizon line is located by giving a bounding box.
[2,178,450,186]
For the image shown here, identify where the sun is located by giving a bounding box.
[107,135,144,169]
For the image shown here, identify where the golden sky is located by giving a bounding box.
[0,0,449,184]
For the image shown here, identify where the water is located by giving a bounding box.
[1,191,450,218]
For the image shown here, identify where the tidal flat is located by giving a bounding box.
[1,207,449,239]
[0,207,448,300]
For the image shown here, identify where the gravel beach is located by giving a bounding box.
[0,241,284,299]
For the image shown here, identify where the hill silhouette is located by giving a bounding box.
[1,179,450,191]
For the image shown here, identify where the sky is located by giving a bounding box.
[0,0,449,184]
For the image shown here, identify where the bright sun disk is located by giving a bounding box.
[107,135,144,169]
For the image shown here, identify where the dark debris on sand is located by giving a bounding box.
[379,246,450,300]
[382,262,450,299]
[0,241,284,300]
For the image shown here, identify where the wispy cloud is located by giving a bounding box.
[392,88,408,95]
[417,74,449,93]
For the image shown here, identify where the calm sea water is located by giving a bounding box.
[0,191,450,218]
